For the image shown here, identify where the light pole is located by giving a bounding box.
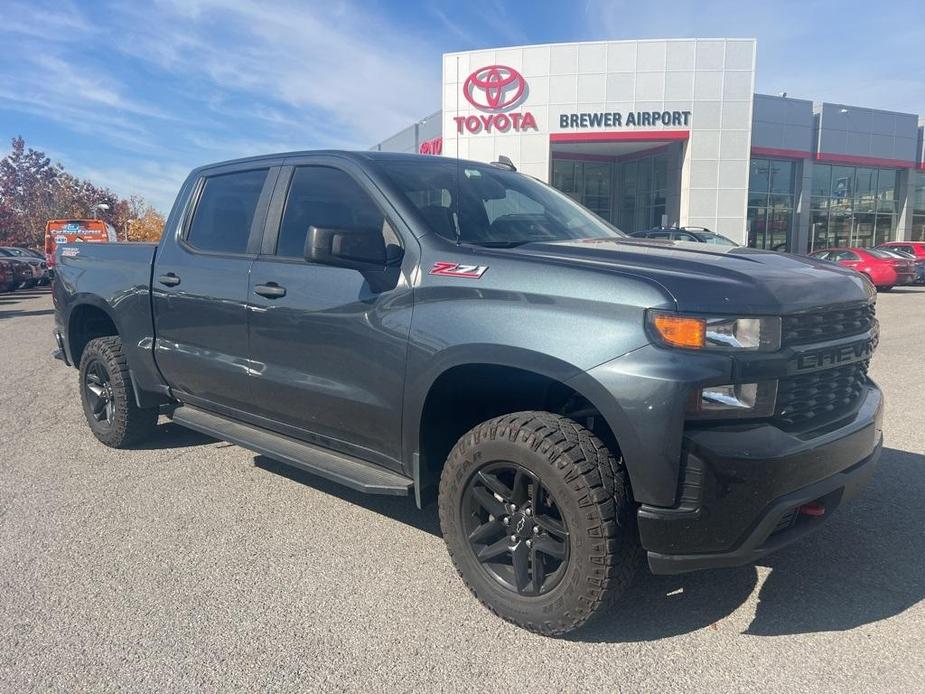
[92,202,109,219]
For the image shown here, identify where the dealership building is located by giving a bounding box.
[373,38,925,252]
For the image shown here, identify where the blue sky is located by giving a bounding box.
[1,0,922,211]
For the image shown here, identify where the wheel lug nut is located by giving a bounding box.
[533,526,539,534]
[510,535,517,543]
[502,517,509,525]
[525,508,532,516]
[488,514,495,522]
[526,539,532,548]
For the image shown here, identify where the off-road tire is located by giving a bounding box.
[79,336,158,448]
[439,411,640,636]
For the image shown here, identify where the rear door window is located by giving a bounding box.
[186,169,268,254]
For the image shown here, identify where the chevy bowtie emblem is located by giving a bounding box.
[430,262,488,279]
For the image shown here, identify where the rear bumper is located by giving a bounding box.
[640,382,883,575]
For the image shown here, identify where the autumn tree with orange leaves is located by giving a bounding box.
[0,136,165,247]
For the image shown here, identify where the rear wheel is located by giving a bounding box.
[79,336,158,448]
[439,411,639,636]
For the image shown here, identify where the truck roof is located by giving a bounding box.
[190,150,485,175]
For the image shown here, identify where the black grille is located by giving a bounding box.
[782,303,876,347]
[775,360,869,429]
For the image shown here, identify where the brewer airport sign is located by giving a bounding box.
[558,110,692,129]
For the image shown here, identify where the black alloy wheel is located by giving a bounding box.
[78,336,158,448]
[83,359,116,428]
[461,462,570,596]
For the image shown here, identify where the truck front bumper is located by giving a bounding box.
[639,383,883,575]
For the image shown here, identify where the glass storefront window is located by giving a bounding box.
[551,158,612,221]
[811,165,830,197]
[805,163,901,249]
[748,157,795,251]
[613,152,670,231]
[912,171,925,242]
[876,169,898,213]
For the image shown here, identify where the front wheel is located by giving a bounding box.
[439,411,639,636]
[79,336,158,448]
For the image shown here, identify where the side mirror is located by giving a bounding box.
[305,225,403,270]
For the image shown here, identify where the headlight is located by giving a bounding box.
[687,381,778,420]
[647,311,781,351]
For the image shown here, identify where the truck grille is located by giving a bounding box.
[781,303,876,347]
[775,360,869,429]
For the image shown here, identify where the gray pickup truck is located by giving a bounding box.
[53,151,883,635]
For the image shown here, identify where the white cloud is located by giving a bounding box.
[0,0,452,210]
[109,0,443,143]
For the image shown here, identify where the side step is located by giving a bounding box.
[171,405,412,496]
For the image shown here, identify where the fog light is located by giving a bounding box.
[687,381,777,420]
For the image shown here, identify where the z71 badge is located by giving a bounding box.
[430,262,488,279]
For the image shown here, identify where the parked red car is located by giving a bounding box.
[878,240,925,259]
[808,247,916,292]
[877,241,925,284]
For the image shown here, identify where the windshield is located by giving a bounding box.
[375,159,624,246]
[874,248,910,258]
[697,233,738,246]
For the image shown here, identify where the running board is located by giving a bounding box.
[171,405,412,496]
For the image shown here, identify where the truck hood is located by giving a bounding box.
[507,238,874,314]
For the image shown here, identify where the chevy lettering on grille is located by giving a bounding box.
[794,339,876,372]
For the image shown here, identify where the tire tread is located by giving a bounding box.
[79,336,157,448]
[439,410,639,636]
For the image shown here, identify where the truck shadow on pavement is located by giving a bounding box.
[253,455,443,537]
[572,446,925,643]
[235,446,925,642]
[126,421,217,450]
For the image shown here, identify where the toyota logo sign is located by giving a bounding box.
[463,65,526,111]
[455,64,537,135]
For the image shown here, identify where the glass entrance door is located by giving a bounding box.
[551,158,613,221]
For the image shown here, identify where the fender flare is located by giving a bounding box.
[401,342,633,471]
[63,293,124,364]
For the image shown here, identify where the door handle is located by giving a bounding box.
[254,282,286,298]
[158,273,181,287]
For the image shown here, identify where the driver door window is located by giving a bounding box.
[275,166,397,258]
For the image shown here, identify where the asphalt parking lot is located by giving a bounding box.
[1,287,923,693]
